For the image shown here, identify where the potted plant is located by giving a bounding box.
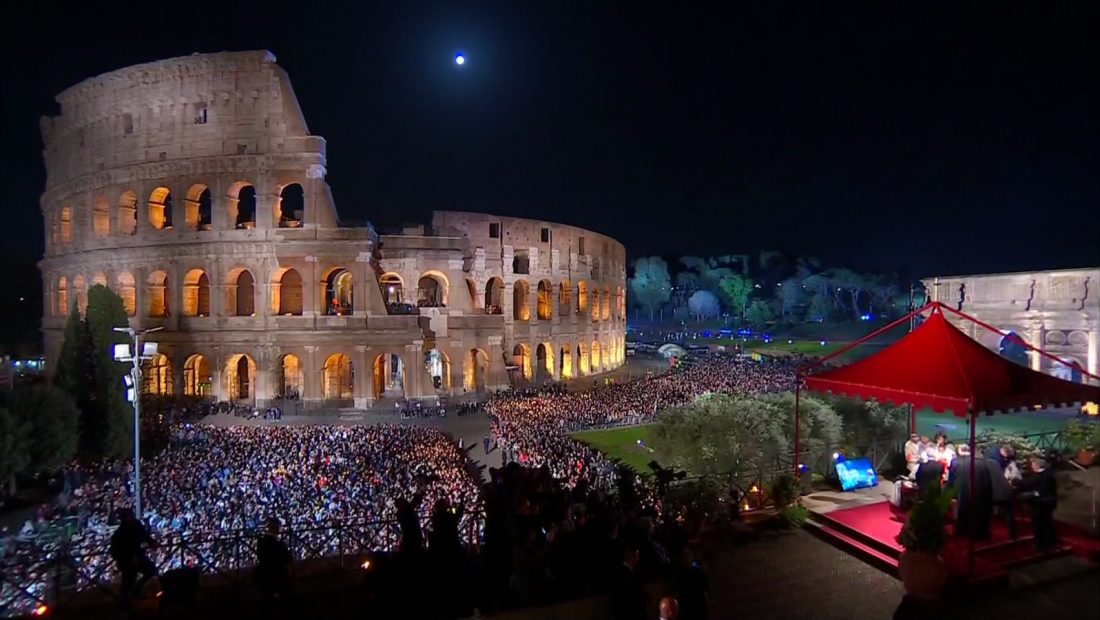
[1061,419,1099,467]
[895,483,956,601]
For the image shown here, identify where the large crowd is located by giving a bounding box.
[1,352,807,617]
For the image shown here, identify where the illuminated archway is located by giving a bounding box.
[558,281,571,317]
[226,268,256,316]
[277,354,303,398]
[372,353,405,399]
[59,207,72,243]
[535,343,553,381]
[601,285,611,321]
[273,268,304,316]
[464,348,489,391]
[380,273,404,305]
[591,340,601,372]
[146,270,170,317]
[183,354,212,396]
[601,339,611,368]
[324,267,353,315]
[577,342,589,375]
[185,183,212,230]
[182,269,211,317]
[229,182,257,229]
[225,354,257,401]
[512,343,531,380]
[576,281,588,315]
[142,354,173,395]
[513,280,531,321]
[425,349,451,390]
[559,343,573,379]
[57,276,68,316]
[322,353,353,400]
[72,275,88,315]
[484,277,504,314]
[93,196,110,237]
[92,272,107,287]
[148,186,173,230]
[118,190,138,235]
[117,271,137,317]
[418,271,449,307]
[590,287,600,322]
[277,183,304,227]
[536,280,553,320]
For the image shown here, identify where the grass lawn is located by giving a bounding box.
[569,425,658,474]
[913,408,1068,443]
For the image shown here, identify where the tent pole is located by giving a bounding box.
[908,404,916,436]
[968,408,976,577]
[794,379,802,476]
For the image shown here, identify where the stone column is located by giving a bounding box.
[168,263,182,331]
[354,254,370,315]
[1088,330,1099,385]
[530,284,539,324]
[407,341,424,398]
[305,256,319,316]
[171,184,187,231]
[488,335,504,390]
[211,347,225,402]
[352,345,369,408]
[304,345,320,407]
[255,191,277,229]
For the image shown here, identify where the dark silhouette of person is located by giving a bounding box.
[914,460,945,498]
[986,452,1017,539]
[952,446,993,539]
[396,493,424,553]
[612,542,650,620]
[109,508,158,618]
[255,517,297,617]
[676,549,709,620]
[1018,457,1058,551]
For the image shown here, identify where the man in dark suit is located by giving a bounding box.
[951,444,992,540]
[612,542,649,620]
[986,449,1017,539]
[109,508,158,618]
[256,517,297,617]
[1018,457,1058,552]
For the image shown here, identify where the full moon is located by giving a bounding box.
[455,52,466,65]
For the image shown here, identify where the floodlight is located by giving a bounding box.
[141,342,159,357]
[124,374,134,388]
[114,344,132,361]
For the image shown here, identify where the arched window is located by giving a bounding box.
[278,183,304,227]
[325,268,353,315]
[512,344,531,379]
[380,273,404,305]
[73,275,87,315]
[226,354,257,401]
[57,276,68,316]
[183,269,211,317]
[558,282,571,316]
[601,285,611,321]
[559,344,573,379]
[322,353,353,399]
[417,273,447,308]
[146,271,170,317]
[536,280,552,320]
[576,281,588,315]
[513,280,530,321]
[142,354,172,395]
[186,184,212,230]
[278,354,302,398]
[230,269,256,316]
[425,349,451,390]
[92,196,110,238]
[229,183,257,229]
[60,207,72,243]
[184,354,212,396]
[116,271,137,316]
[278,268,305,316]
[484,277,504,314]
[148,186,172,229]
[118,190,138,235]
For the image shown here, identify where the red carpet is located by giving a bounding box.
[810,500,1093,586]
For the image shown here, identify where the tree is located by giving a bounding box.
[0,406,29,496]
[745,300,775,330]
[2,385,80,474]
[629,257,672,320]
[760,393,844,469]
[718,274,753,318]
[687,290,720,321]
[828,268,868,320]
[778,276,807,319]
[82,285,134,460]
[54,308,85,396]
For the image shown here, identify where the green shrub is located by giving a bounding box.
[896,483,956,553]
[1061,419,1100,453]
[778,503,810,529]
[768,473,800,509]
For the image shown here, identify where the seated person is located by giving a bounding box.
[903,434,922,478]
[923,432,956,482]
[914,459,946,498]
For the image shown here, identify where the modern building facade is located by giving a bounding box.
[922,267,1099,384]
[37,51,627,409]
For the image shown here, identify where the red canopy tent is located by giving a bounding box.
[794,301,1100,573]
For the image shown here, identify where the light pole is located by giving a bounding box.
[112,326,163,521]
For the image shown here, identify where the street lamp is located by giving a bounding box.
[112,326,163,520]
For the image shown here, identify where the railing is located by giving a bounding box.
[0,512,484,618]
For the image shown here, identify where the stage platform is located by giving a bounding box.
[804,481,1097,592]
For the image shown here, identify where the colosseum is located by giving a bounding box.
[37,50,627,411]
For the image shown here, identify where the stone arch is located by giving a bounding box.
[57,276,68,316]
[559,343,573,379]
[228,182,257,229]
[558,281,572,316]
[118,190,138,235]
[116,271,137,316]
[59,207,72,243]
[185,183,213,230]
[537,280,553,320]
[380,272,404,305]
[148,186,173,230]
[225,353,257,401]
[601,338,611,368]
[535,342,553,381]
[72,275,87,314]
[591,340,601,372]
[512,343,532,380]
[617,287,626,319]
[601,285,611,321]
[226,268,256,316]
[92,272,107,287]
[425,348,451,390]
[464,348,489,391]
[273,268,305,316]
[182,269,211,317]
[322,267,353,315]
[590,286,600,322]
[322,353,354,400]
[373,353,405,399]
[142,353,173,395]
[277,183,305,227]
[146,270,170,317]
[513,280,531,321]
[277,353,303,398]
[578,341,590,375]
[418,271,449,307]
[183,354,212,396]
[92,196,110,238]
[484,277,504,314]
[576,281,588,315]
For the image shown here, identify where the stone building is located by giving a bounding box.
[37,51,627,409]
[922,267,1099,384]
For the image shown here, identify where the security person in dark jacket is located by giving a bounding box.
[109,508,158,617]
[256,517,297,617]
[1018,457,1058,552]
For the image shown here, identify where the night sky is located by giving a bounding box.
[2,2,1097,277]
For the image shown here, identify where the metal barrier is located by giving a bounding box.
[0,512,484,618]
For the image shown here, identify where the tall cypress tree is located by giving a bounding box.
[53,308,84,397]
[83,285,133,460]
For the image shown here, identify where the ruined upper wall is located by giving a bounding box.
[922,267,1099,312]
[40,50,317,190]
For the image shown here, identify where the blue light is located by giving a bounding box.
[703,330,711,337]
[820,340,827,346]
[833,452,844,463]
[455,52,466,65]
[788,339,793,344]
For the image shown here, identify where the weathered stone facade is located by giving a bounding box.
[37,51,627,409]
[922,267,1099,384]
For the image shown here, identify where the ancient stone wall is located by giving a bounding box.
[38,52,628,410]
